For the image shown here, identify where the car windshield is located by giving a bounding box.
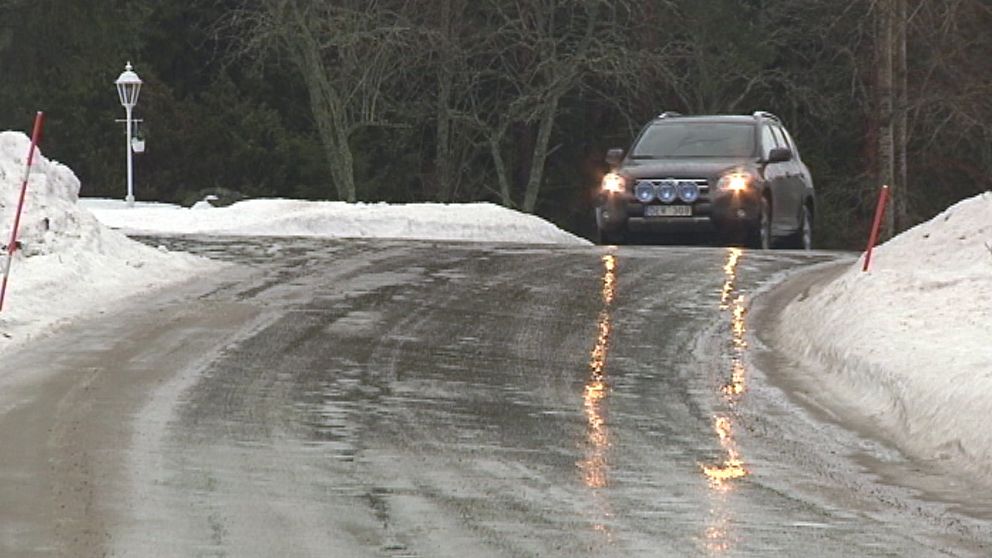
[631,122,755,159]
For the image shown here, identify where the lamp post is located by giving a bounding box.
[115,62,142,207]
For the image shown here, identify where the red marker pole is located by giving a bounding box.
[0,111,46,312]
[862,184,890,272]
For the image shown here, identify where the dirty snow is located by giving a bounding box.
[0,128,586,354]
[779,191,992,481]
[5,121,992,485]
[0,131,209,353]
[80,198,590,246]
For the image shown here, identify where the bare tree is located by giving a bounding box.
[462,0,632,213]
[894,0,908,232]
[412,0,480,202]
[648,1,785,115]
[432,0,459,202]
[229,0,414,202]
[877,0,896,238]
[893,0,992,222]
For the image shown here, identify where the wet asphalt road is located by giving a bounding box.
[2,237,991,557]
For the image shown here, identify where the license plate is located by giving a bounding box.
[644,205,692,217]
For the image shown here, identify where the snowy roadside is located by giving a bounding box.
[777,192,992,482]
[0,128,589,355]
[0,132,218,354]
[79,198,591,246]
[10,117,991,493]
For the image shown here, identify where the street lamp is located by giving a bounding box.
[115,61,142,207]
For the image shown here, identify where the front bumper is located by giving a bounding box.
[595,188,762,233]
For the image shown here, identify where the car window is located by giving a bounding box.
[631,122,756,159]
[778,126,801,160]
[760,125,778,160]
[771,126,789,152]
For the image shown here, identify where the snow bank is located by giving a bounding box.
[0,131,212,352]
[81,198,591,246]
[779,192,992,479]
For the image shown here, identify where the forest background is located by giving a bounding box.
[1,0,989,247]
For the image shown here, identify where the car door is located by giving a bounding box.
[759,125,793,233]
[771,125,804,231]
[779,125,814,198]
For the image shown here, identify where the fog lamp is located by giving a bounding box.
[657,181,678,203]
[635,181,655,203]
[678,182,700,203]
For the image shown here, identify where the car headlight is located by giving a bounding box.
[634,181,655,203]
[601,173,626,193]
[717,171,755,192]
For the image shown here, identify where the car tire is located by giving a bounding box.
[793,205,813,250]
[749,196,773,249]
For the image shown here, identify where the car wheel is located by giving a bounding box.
[784,205,813,250]
[749,196,773,249]
[798,205,813,250]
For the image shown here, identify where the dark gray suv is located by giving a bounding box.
[594,111,815,249]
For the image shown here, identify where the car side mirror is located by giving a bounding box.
[605,148,625,168]
[767,147,793,163]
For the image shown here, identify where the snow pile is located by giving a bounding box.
[779,192,992,479]
[81,198,591,246]
[0,131,211,351]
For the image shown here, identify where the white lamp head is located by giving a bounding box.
[115,61,142,108]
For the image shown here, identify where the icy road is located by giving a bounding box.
[1,238,990,557]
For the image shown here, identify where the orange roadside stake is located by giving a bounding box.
[1,111,46,312]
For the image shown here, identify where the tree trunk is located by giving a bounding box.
[522,93,561,213]
[894,0,909,232]
[435,65,455,202]
[287,6,357,202]
[301,69,358,202]
[489,131,513,208]
[332,116,358,203]
[434,0,456,202]
[877,0,896,239]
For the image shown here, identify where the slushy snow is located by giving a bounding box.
[0,129,586,352]
[80,197,591,246]
[779,191,992,481]
[0,131,210,352]
[4,125,991,485]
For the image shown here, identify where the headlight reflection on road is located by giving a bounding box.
[718,248,748,400]
[700,248,751,554]
[722,295,748,398]
[581,380,609,489]
[601,253,617,305]
[581,253,617,489]
[719,248,742,307]
[700,415,748,490]
[704,515,735,554]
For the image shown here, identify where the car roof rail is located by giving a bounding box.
[657,111,683,119]
[752,110,781,122]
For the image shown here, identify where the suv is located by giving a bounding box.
[594,112,815,249]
